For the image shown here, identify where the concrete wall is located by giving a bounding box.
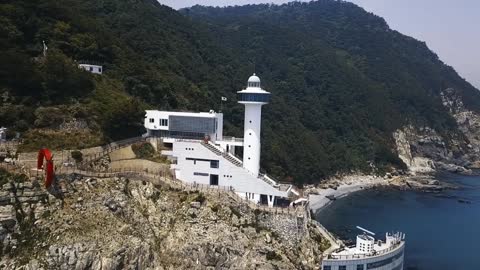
[109,146,136,161]
[110,159,168,173]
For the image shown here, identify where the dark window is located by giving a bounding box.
[89,67,93,71]
[322,266,331,270]
[99,68,102,73]
[238,93,270,103]
[160,119,168,126]
[210,160,219,168]
[169,115,216,134]
[339,266,346,270]
[357,265,364,270]
[149,118,154,123]
[210,174,219,186]
[194,172,208,176]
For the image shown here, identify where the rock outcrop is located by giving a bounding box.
[0,171,328,269]
[393,88,480,174]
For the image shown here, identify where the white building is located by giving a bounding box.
[144,74,297,206]
[322,228,405,270]
[0,127,6,142]
[79,64,103,75]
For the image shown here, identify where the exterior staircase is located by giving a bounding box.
[202,142,242,167]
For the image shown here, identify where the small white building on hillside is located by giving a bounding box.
[144,74,297,207]
[79,64,103,75]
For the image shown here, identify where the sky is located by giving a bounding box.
[157,0,480,89]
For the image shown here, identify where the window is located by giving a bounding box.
[160,119,168,126]
[194,172,208,176]
[323,266,331,270]
[357,265,364,270]
[339,266,346,270]
[149,118,154,123]
[210,174,219,186]
[99,68,102,73]
[210,160,219,168]
[89,67,93,71]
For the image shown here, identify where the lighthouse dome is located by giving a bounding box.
[247,73,261,88]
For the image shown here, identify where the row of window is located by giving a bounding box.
[186,158,219,168]
[238,93,271,103]
[323,265,362,270]
[185,148,194,151]
[194,172,208,176]
[223,175,232,178]
[148,118,168,126]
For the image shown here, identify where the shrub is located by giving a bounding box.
[71,150,83,163]
[131,142,155,159]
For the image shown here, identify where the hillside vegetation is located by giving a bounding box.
[1,0,479,184]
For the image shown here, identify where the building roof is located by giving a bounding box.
[145,110,222,118]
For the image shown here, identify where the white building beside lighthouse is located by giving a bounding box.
[144,74,297,207]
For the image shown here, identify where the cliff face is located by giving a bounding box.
[394,88,480,174]
[0,172,328,270]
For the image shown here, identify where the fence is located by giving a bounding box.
[1,157,307,218]
[77,136,148,168]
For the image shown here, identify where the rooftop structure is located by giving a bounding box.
[322,227,405,270]
[144,74,298,207]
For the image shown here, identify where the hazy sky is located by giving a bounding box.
[158,0,480,89]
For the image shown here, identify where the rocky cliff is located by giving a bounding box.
[393,88,480,174]
[0,170,328,269]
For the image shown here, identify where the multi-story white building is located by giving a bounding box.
[322,228,405,270]
[144,74,297,206]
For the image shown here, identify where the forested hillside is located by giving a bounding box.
[1,0,479,184]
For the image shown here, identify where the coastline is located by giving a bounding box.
[308,175,388,213]
[308,172,456,214]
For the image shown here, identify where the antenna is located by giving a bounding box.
[356,226,376,236]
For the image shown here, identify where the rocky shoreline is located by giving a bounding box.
[307,170,462,213]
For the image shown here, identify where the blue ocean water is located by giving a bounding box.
[315,172,480,270]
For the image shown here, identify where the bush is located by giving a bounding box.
[71,150,83,162]
[131,142,155,159]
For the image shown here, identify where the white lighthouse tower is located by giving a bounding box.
[238,74,271,176]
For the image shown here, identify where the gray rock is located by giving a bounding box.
[190,201,201,209]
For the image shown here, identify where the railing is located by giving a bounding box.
[258,173,279,187]
[221,136,244,143]
[78,136,148,168]
[326,241,404,260]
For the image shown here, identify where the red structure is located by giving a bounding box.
[37,148,54,188]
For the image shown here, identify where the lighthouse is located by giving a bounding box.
[238,74,271,176]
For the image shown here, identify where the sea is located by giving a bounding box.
[315,172,480,270]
